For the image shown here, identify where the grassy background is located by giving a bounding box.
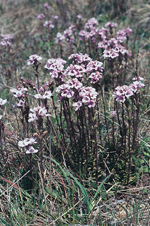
[0,0,150,225]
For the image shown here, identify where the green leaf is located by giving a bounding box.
[92,174,111,201]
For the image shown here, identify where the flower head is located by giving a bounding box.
[43,3,50,9]
[18,137,37,147]
[73,101,82,111]
[105,22,117,28]
[18,137,38,154]
[43,20,54,29]
[27,54,42,65]
[53,15,59,20]
[37,14,45,20]
[26,146,38,154]
[10,87,28,98]
[113,85,134,103]
[28,106,50,122]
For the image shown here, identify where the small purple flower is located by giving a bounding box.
[76,14,82,19]
[66,78,83,89]
[34,93,43,99]
[97,42,107,49]
[28,113,38,122]
[43,20,54,29]
[103,49,119,59]
[89,71,102,84]
[68,53,92,64]
[45,58,66,72]
[84,17,98,30]
[86,60,103,73]
[116,95,126,103]
[18,137,37,147]
[82,95,90,103]
[43,3,50,9]
[116,28,132,42]
[43,90,53,99]
[133,81,145,90]
[64,64,85,78]
[1,34,13,40]
[37,14,45,20]
[0,40,12,46]
[79,30,91,40]
[105,22,117,28]
[26,146,38,154]
[10,87,28,98]
[34,90,53,99]
[55,32,65,43]
[61,89,74,98]
[113,85,134,103]
[0,98,7,105]
[28,106,50,122]
[16,100,25,107]
[27,54,42,65]
[110,111,116,117]
[87,100,95,108]
[53,15,59,20]
[132,76,144,81]
[73,101,82,111]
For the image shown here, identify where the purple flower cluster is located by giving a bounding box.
[28,105,50,122]
[55,32,65,44]
[43,3,50,9]
[34,90,53,99]
[10,87,28,98]
[89,71,102,84]
[45,58,66,81]
[113,80,145,103]
[56,77,98,110]
[63,25,76,43]
[84,17,98,30]
[37,14,45,20]
[116,28,132,42]
[43,20,54,29]
[44,53,103,110]
[97,27,132,59]
[68,53,92,64]
[67,54,103,82]
[18,137,38,154]
[86,60,103,73]
[27,54,42,66]
[0,34,13,46]
[64,64,85,78]
[105,22,117,28]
